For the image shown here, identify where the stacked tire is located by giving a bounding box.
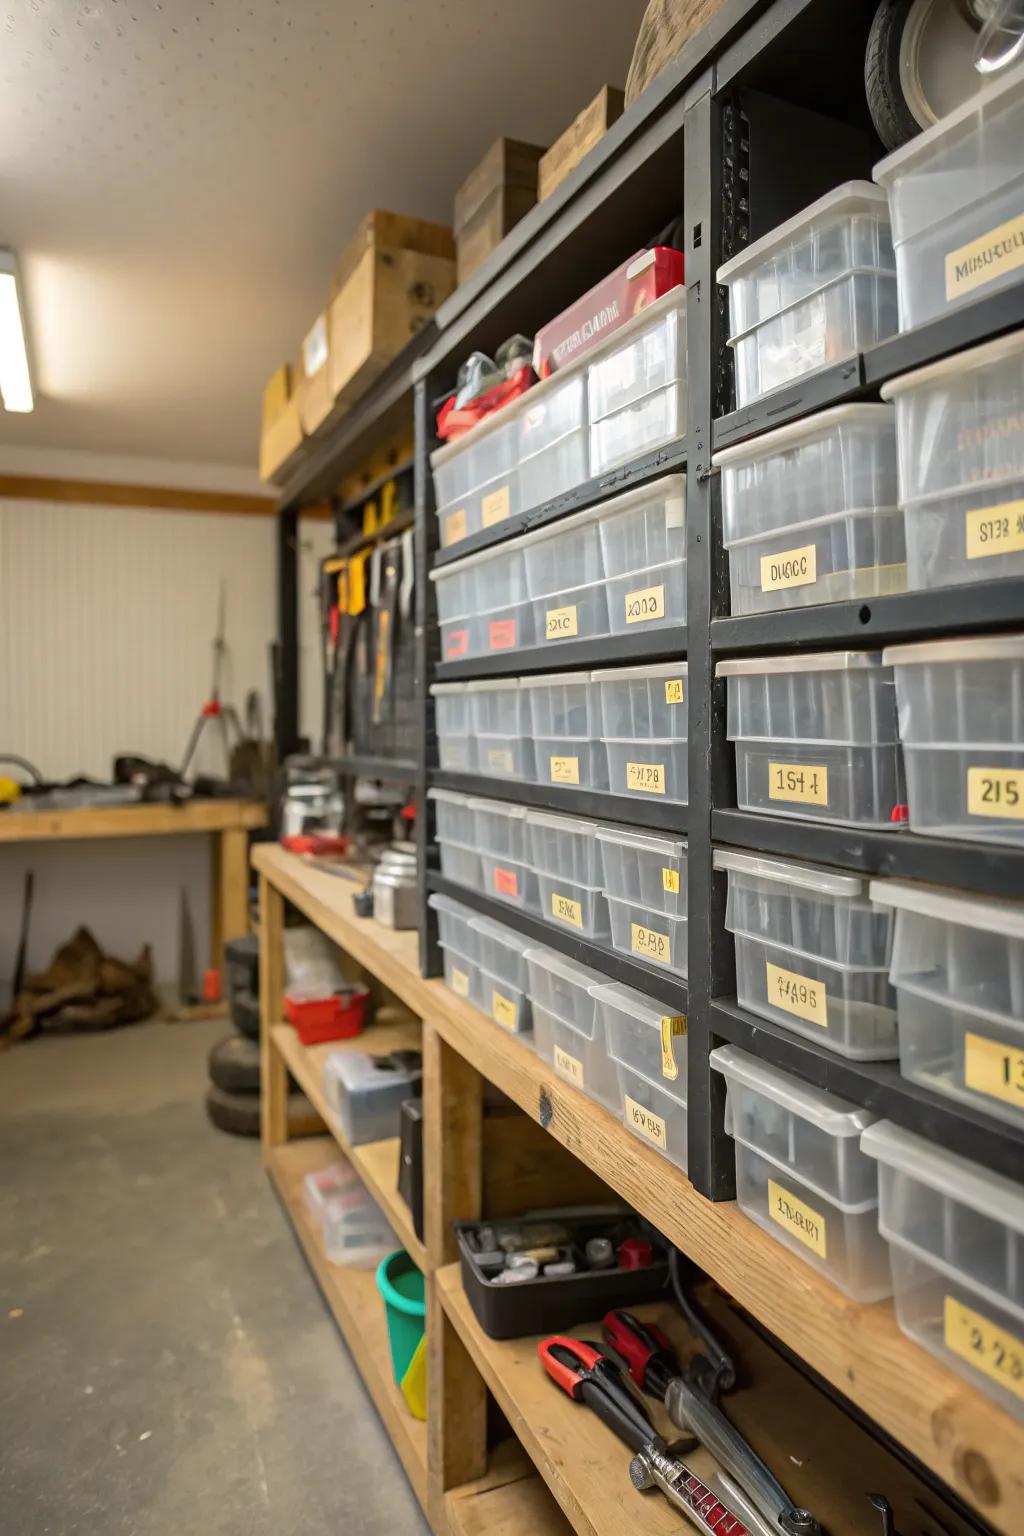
[205,935,264,1137]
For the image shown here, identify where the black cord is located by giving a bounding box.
[0,754,44,785]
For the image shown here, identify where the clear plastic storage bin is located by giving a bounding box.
[525,946,606,1037]
[718,651,903,828]
[303,1164,395,1266]
[467,679,535,780]
[599,473,687,634]
[430,543,532,661]
[431,409,519,551]
[428,788,476,849]
[530,1001,617,1107]
[862,1120,1024,1420]
[527,812,607,935]
[870,879,1024,1130]
[479,849,539,911]
[884,634,1024,843]
[525,672,608,790]
[599,983,689,1169]
[715,404,904,614]
[471,797,528,861]
[594,662,688,804]
[469,915,532,993]
[438,838,483,891]
[873,62,1024,332]
[477,962,532,1034]
[431,683,475,772]
[715,849,897,1060]
[521,502,610,645]
[717,182,897,407]
[606,895,687,977]
[881,332,1024,592]
[428,888,478,960]
[518,369,589,510]
[588,288,688,475]
[711,1045,890,1301]
[598,827,688,918]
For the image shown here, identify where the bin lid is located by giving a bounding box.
[714,847,867,896]
[469,914,532,954]
[712,402,894,468]
[427,788,473,806]
[526,671,595,688]
[709,1043,875,1135]
[716,650,886,677]
[468,795,527,820]
[428,892,476,918]
[523,945,607,989]
[716,181,888,285]
[880,326,1024,399]
[882,631,1024,668]
[597,826,687,859]
[517,472,687,548]
[428,539,518,580]
[525,808,599,836]
[465,677,522,692]
[869,878,1024,940]
[592,980,687,1032]
[861,1120,1024,1236]
[873,58,1024,184]
[592,660,688,682]
[430,682,469,695]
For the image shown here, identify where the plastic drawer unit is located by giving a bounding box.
[587,288,687,476]
[437,835,483,892]
[715,849,897,1060]
[598,473,687,634]
[598,983,689,1169]
[517,367,589,511]
[521,501,609,646]
[430,683,474,772]
[715,404,904,614]
[711,1045,891,1302]
[881,332,1024,592]
[526,810,608,940]
[468,799,538,910]
[594,661,689,804]
[598,826,688,978]
[429,892,479,1004]
[470,916,533,1034]
[884,634,1024,842]
[525,949,618,1110]
[871,879,1024,1131]
[467,679,535,781]
[428,788,476,850]
[524,672,608,790]
[862,1121,1024,1421]
[717,182,897,407]
[873,62,1024,332]
[718,650,904,829]
[430,542,532,662]
[431,408,519,552]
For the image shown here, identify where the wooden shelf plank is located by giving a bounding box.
[0,798,267,842]
[267,1138,428,1511]
[445,1440,573,1536]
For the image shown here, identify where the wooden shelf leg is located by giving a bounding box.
[215,825,250,972]
[259,872,288,1157]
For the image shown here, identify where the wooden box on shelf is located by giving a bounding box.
[454,138,545,285]
[537,86,624,202]
[258,362,304,484]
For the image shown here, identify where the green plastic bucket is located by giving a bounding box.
[376,1248,426,1384]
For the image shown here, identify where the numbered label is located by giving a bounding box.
[450,967,469,998]
[664,678,684,705]
[624,583,666,625]
[660,1015,687,1081]
[550,891,584,929]
[965,501,1024,561]
[760,543,817,593]
[487,748,514,774]
[964,1032,1024,1110]
[944,1296,1024,1402]
[768,761,829,807]
[550,756,581,785]
[626,761,666,795]
[446,628,469,659]
[946,212,1024,303]
[768,1179,827,1259]
[491,991,517,1030]
[545,604,579,640]
[662,868,680,895]
[492,866,519,898]
[443,508,468,546]
[488,618,517,650]
[967,766,1024,820]
[631,923,671,966]
[481,485,510,527]
[765,961,828,1029]
[554,1045,584,1087]
[624,1096,667,1150]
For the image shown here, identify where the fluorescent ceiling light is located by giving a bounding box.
[0,250,34,412]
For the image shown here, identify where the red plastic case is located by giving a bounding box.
[533,247,685,378]
[284,987,369,1045]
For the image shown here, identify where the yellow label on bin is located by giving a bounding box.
[965,501,1024,561]
[492,991,517,1030]
[765,961,828,1028]
[550,756,580,785]
[624,583,666,624]
[450,967,469,999]
[768,762,829,806]
[665,678,684,704]
[443,508,468,546]
[964,1031,1024,1110]
[967,766,1024,819]
[660,1015,687,1081]
[550,891,584,928]
[760,543,817,593]
[626,761,666,795]
[944,1295,1024,1402]
[768,1179,827,1259]
[487,747,514,774]
[554,1045,584,1087]
[945,213,1024,303]
[481,485,511,527]
[662,868,680,895]
[631,923,671,966]
[625,1096,667,1150]
[545,604,579,640]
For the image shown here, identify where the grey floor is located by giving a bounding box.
[0,1018,430,1536]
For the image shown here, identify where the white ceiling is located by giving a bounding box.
[0,0,647,473]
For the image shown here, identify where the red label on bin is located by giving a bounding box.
[493,866,519,897]
[488,618,517,650]
[446,628,469,659]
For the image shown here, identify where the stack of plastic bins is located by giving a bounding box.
[598,473,687,635]
[884,634,1024,842]
[428,892,480,1003]
[717,651,903,828]
[593,661,689,803]
[870,880,1024,1131]
[715,405,904,614]
[431,406,520,551]
[429,787,483,890]
[470,796,539,911]
[881,332,1024,591]
[597,827,688,979]
[524,672,607,789]
[597,983,689,1168]
[873,63,1024,331]
[524,946,618,1109]
[862,1121,1024,1420]
[715,849,897,1059]
[467,679,535,781]
[521,503,609,647]
[710,1045,891,1302]
[470,915,533,1035]
[431,683,474,771]
[717,182,897,407]
[526,810,608,940]
[517,367,589,510]
[430,542,533,662]
[587,288,687,475]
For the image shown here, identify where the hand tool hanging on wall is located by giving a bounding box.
[371,538,400,726]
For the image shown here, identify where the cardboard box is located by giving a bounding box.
[329,210,454,301]
[258,363,304,484]
[538,86,625,202]
[454,138,545,286]
[328,244,456,410]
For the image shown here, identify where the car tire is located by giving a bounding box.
[230,987,260,1041]
[866,0,923,151]
[208,1034,261,1094]
[205,1084,262,1137]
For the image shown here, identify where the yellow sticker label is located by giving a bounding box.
[945,212,1024,303]
[760,543,817,593]
[944,1296,1024,1402]
[545,604,579,640]
[481,484,511,527]
[450,967,469,998]
[624,1095,667,1150]
[492,991,517,1030]
[664,679,684,705]
[487,747,514,774]
[768,762,829,806]
[631,923,671,966]
[965,501,1024,560]
[967,766,1024,820]
[964,1032,1024,1110]
[662,868,680,895]
[660,1015,687,1081]
[624,583,666,624]
[550,756,580,785]
[554,1045,584,1087]
[765,962,828,1029]
[443,508,467,546]
[626,761,666,795]
[550,891,584,928]
[768,1179,827,1259]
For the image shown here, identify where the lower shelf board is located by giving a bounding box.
[266,1138,429,1512]
[445,1441,574,1536]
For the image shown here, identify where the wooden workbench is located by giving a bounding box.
[254,843,1024,1536]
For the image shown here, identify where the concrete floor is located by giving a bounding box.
[0,1019,430,1536]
